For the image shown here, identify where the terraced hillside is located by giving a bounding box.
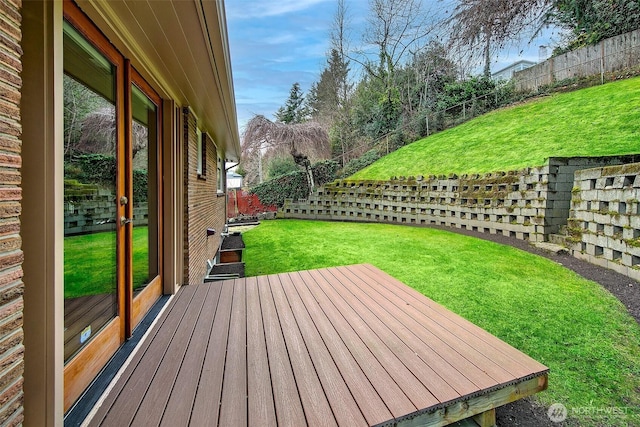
[351,77,640,180]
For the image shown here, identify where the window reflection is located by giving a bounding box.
[63,22,118,363]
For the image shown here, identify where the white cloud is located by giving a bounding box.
[227,0,332,19]
[263,33,296,45]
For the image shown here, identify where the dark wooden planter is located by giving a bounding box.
[219,233,245,263]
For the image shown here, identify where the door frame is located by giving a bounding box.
[61,0,164,411]
[128,67,164,335]
[62,1,126,412]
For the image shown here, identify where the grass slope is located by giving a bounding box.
[352,77,640,180]
[243,220,640,427]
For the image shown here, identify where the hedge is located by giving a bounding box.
[65,153,148,203]
[251,160,339,208]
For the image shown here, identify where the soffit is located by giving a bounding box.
[77,0,240,161]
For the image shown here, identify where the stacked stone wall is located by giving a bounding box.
[568,162,640,281]
[63,187,148,236]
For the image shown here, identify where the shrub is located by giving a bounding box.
[251,160,339,207]
[267,156,298,180]
[339,149,381,178]
[65,153,148,202]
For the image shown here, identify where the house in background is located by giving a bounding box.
[227,170,244,190]
[492,59,537,81]
[0,0,240,424]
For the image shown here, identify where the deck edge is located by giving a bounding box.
[380,371,549,427]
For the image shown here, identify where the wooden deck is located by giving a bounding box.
[86,264,548,427]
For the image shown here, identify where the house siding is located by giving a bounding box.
[0,0,24,425]
[183,108,225,284]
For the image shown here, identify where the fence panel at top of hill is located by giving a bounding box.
[514,29,640,92]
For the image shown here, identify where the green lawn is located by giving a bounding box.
[243,219,640,426]
[352,77,640,179]
[64,226,150,299]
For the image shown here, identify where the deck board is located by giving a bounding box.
[356,264,548,374]
[285,271,393,424]
[246,276,278,426]
[272,272,368,426]
[88,264,548,427]
[300,269,419,418]
[328,266,510,387]
[260,274,334,427]
[159,282,222,426]
[188,280,234,426]
[218,279,248,426]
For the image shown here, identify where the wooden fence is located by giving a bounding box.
[514,29,640,92]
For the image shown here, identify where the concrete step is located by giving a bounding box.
[548,233,570,246]
[532,241,569,255]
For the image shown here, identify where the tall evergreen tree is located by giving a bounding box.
[275,82,309,124]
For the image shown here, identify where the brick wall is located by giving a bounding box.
[568,163,640,281]
[0,0,24,424]
[182,108,226,284]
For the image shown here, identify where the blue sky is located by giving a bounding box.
[225,1,560,132]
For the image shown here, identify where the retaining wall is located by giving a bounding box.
[63,187,149,236]
[281,156,640,281]
[568,162,640,281]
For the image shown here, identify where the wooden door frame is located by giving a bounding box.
[128,67,164,335]
[62,0,126,412]
[62,0,164,411]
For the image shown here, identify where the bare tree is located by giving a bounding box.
[78,107,149,160]
[447,0,551,77]
[355,0,441,81]
[240,115,330,191]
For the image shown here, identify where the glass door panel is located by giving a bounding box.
[131,84,159,296]
[63,21,118,363]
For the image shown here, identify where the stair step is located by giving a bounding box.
[548,233,570,246]
[532,241,569,255]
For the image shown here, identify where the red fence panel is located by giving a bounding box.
[227,189,277,218]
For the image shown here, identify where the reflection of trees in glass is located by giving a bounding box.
[63,74,111,156]
[64,73,149,164]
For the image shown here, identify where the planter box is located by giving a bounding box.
[205,262,245,282]
[219,233,245,263]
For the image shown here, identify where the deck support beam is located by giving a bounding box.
[396,374,548,427]
[472,408,496,427]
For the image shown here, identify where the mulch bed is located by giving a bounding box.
[428,225,639,426]
[208,262,245,277]
[221,233,245,250]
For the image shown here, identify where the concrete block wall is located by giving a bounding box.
[183,108,226,284]
[568,162,640,281]
[544,157,640,234]
[281,156,640,262]
[0,0,24,424]
[63,187,148,236]
[282,167,551,242]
